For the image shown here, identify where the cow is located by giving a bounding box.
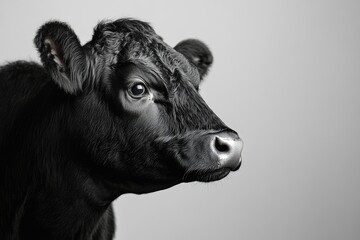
[0,18,243,240]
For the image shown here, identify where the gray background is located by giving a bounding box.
[1,0,359,239]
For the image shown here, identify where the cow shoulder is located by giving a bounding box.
[0,61,50,144]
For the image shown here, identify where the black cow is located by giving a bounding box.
[0,19,243,240]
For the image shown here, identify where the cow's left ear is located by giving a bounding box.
[34,21,87,94]
[174,39,213,80]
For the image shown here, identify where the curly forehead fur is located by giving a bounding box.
[87,19,200,87]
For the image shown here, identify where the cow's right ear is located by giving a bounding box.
[34,21,86,94]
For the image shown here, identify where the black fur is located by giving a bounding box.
[34,21,86,94]
[175,39,213,81]
[0,19,239,240]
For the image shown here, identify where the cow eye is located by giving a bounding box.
[129,83,147,98]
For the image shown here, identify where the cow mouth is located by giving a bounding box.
[183,165,239,183]
[182,153,242,183]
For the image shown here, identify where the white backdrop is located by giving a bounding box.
[1,0,359,239]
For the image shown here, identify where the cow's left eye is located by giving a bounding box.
[129,83,148,98]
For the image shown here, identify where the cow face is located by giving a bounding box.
[34,19,243,195]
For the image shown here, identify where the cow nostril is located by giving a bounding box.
[214,136,230,153]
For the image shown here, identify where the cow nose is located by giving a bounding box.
[211,132,243,170]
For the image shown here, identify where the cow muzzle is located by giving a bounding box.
[154,129,243,182]
[181,130,243,182]
[210,131,243,170]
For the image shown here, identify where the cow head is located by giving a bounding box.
[34,19,243,197]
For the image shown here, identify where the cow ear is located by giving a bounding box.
[34,21,86,94]
[174,39,213,80]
